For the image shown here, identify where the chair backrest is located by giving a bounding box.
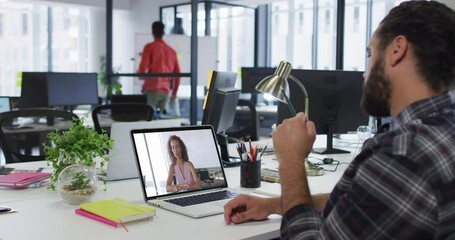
[91,103,154,135]
[225,99,259,142]
[0,108,79,164]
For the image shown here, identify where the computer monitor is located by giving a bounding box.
[241,67,276,93]
[47,72,99,109]
[19,72,99,110]
[241,67,276,104]
[19,72,49,109]
[202,71,241,166]
[277,69,369,154]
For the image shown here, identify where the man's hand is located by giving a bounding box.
[272,112,316,213]
[272,112,316,167]
[224,195,281,224]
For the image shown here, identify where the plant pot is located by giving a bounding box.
[57,164,98,205]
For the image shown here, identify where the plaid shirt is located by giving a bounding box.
[281,91,455,239]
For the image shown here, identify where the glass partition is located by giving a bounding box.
[160,1,255,73]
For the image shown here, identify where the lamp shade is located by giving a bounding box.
[254,61,293,103]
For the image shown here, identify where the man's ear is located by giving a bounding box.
[390,35,408,66]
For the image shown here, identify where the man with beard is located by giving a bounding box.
[224,1,455,239]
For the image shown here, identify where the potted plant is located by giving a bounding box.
[44,117,114,204]
[98,55,123,98]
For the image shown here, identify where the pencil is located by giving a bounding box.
[259,145,267,159]
[249,139,254,161]
[120,220,129,232]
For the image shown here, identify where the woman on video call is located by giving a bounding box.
[166,135,201,192]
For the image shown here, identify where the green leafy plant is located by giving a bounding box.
[44,117,114,191]
[98,55,123,96]
[64,171,90,191]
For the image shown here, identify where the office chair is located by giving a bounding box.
[110,94,147,104]
[226,99,259,142]
[0,108,79,164]
[91,103,154,135]
[197,169,215,187]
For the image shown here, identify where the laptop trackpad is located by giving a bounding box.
[210,199,230,207]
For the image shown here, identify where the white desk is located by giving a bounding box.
[0,135,361,240]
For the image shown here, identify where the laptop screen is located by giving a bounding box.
[0,97,11,113]
[131,125,228,199]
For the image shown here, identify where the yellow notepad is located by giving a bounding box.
[80,198,156,223]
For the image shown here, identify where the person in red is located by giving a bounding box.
[138,21,180,115]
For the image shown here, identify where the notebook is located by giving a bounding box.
[130,125,238,218]
[107,120,181,181]
[0,172,51,188]
[78,198,156,225]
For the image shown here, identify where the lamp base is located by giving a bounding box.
[313,147,350,154]
[306,167,324,176]
[305,159,324,176]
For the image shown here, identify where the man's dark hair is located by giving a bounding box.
[376,1,455,91]
[152,21,165,39]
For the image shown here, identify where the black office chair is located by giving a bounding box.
[0,108,79,164]
[197,169,215,187]
[226,99,259,142]
[91,103,154,135]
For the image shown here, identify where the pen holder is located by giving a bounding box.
[240,160,261,188]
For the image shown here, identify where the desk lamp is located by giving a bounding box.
[255,61,323,176]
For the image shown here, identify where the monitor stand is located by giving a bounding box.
[313,123,350,154]
[217,133,241,168]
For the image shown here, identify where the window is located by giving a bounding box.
[270,0,335,70]
[317,0,337,70]
[22,13,27,35]
[270,1,290,67]
[298,11,304,34]
[324,9,331,32]
[344,0,367,71]
[0,2,90,96]
[0,14,3,37]
[51,7,88,72]
[353,6,359,32]
[293,0,314,69]
[270,0,410,72]
[343,0,407,71]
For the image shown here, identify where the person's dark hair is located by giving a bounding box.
[167,135,189,163]
[376,1,455,91]
[152,21,165,39]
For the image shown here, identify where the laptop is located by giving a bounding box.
[130,125,238,218]
[0,96,11,113]
[107,120,182,181]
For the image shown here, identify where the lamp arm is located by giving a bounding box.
[289,75,309,118]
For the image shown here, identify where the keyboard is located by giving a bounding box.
[165,190,238,207]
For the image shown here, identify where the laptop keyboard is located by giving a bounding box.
[165,190,238,207]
